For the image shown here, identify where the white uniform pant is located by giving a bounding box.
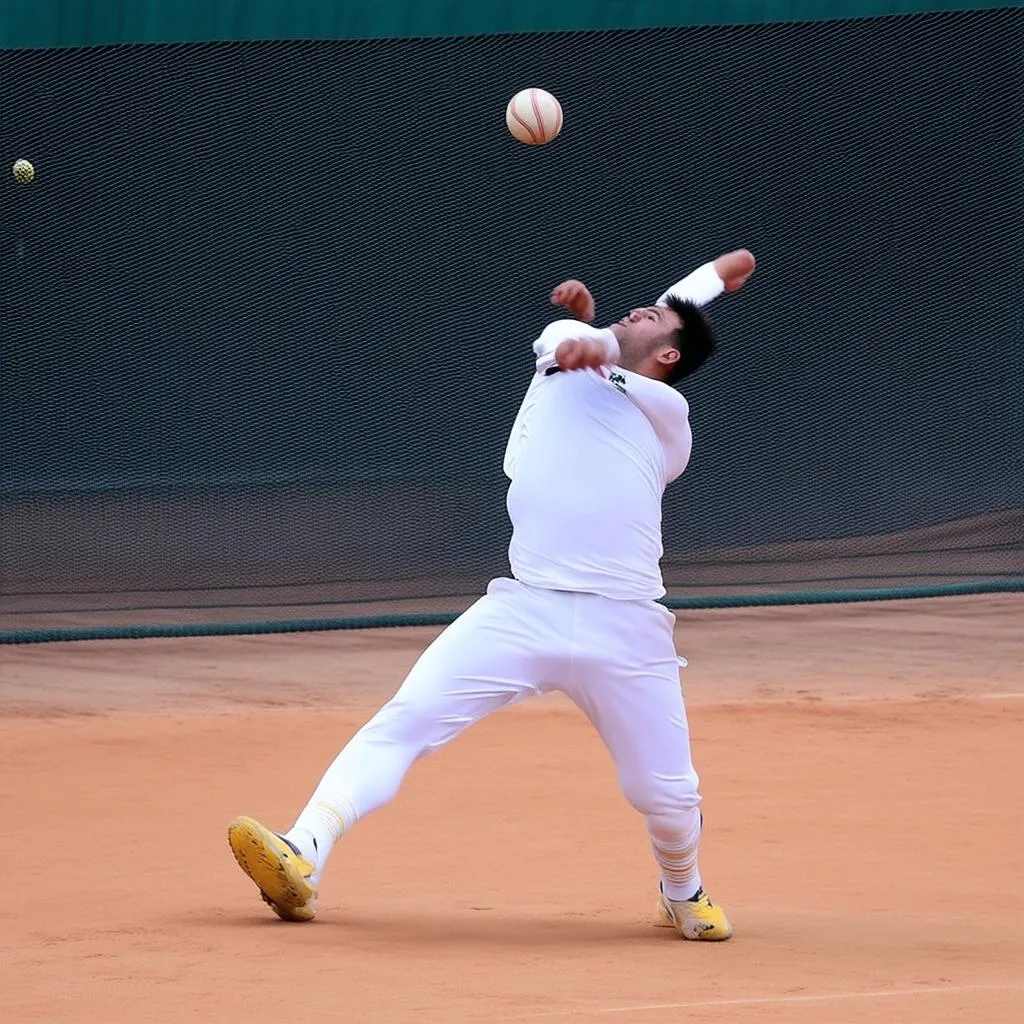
[301,578,703,867]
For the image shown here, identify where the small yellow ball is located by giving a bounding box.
[13,159,35,184]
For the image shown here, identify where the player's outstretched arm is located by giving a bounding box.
[657,248,756,306]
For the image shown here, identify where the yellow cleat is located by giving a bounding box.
[228,815,317,922]
[658,887,733,941]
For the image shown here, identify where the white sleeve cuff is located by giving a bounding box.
[656,261,725,308]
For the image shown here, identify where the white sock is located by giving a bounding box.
[285,795,358,885]
[647,808,703,901]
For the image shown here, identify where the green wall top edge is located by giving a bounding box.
[2,1,1021,52]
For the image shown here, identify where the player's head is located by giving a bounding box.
[610,297,716,384]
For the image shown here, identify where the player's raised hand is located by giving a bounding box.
[550,279,596,323]
[714,249,756,292]
[555,337,608,372]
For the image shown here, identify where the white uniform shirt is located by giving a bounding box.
[503,261,725,600]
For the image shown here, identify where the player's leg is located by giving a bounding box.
[228,578,549,920]
[562,595,731,940]
[287,582,543,868]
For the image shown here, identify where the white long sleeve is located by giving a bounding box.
[615,369,693,483]
[656,261,724,308]
[503,319,619,479]
[532,319,620,375]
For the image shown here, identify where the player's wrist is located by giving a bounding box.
[656,261,725,307]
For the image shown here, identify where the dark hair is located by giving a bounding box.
[661,295,716,384]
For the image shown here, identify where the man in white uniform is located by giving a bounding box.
[228,247,756,940]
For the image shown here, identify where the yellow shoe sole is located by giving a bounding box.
[227,815,316,922]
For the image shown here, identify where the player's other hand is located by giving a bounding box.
[714,249,756,292]
[555,337,608,372]
[551,279,596,323]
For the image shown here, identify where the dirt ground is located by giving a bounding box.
[1,594,1022,1022]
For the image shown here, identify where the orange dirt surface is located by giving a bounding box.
[1,594,1022,1022]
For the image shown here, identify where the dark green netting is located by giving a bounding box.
[2,9,1021,642]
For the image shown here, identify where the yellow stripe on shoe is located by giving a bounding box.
[228,815,317,922]
[658,888,733,941]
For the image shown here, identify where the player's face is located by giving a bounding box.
[612,306,682,370]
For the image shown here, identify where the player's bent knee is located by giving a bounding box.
[618,771,701,817]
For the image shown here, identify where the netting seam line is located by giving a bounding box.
[664,540,1024,569]
[4,554,1018,601]
[2,579,1021,645]
[0,595,484,616]
[4,569,1022,617]
[661,578,1024,608]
